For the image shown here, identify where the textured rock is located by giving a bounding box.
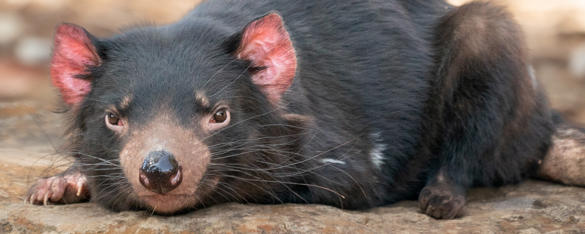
[2,178,585,233]
[539,125,585,186]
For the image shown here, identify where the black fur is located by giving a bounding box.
[44,0,556,218]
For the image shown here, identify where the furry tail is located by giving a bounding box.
[537,112,585,186]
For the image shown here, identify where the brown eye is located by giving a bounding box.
[106,112,120,126]
[212,109,227,123]
[205,107,230,132]
[105,111,125,133]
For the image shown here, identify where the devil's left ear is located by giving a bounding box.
[234,12,297,104]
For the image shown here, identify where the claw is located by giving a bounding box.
[43,193,49,206]
[28,171,90,206]
[76,180,83,197]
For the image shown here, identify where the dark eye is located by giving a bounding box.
[106,112,120,126]
[105,111,125,132]
[205,107,230,132]
[211,109,227,123]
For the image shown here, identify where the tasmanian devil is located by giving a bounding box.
[26,0,585,219]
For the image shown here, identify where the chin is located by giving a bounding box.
[139,194,197,214]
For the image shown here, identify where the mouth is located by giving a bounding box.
[138,193,197,214]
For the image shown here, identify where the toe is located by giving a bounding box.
[49,177,67,202]
[418,184,466,219]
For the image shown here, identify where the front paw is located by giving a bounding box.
[26,171,90,205]
[418,184,466,219]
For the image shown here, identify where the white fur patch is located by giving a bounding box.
[321,158,346,165]
[370,132,387,169]
[528,65,538,89]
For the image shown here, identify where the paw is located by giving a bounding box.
[418,184,465,219]
[25,171,90,205]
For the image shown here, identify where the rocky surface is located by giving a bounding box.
[2,166,585,233]
[4,182,585,233]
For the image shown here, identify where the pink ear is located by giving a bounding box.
[236,13,297,104]
[50,23,101,106]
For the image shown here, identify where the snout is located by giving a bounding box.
[139,150,183,194]
[119,117,214,213]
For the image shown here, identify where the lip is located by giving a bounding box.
[138,193,193,203]
[137,194,196,213]
[138,193,192,199]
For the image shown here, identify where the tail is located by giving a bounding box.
[537,111,585,186]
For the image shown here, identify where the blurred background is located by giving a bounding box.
[0,0,584,149]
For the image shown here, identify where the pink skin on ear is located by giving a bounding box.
[236,13,297,104]
[50,23,101,106]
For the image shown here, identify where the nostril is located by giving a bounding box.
[139,150,183,194]
[139,172,150,187]
[169,168,182,186]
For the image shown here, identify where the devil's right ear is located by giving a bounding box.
[50,23,101,106]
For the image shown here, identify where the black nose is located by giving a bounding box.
[139,150,182,194]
